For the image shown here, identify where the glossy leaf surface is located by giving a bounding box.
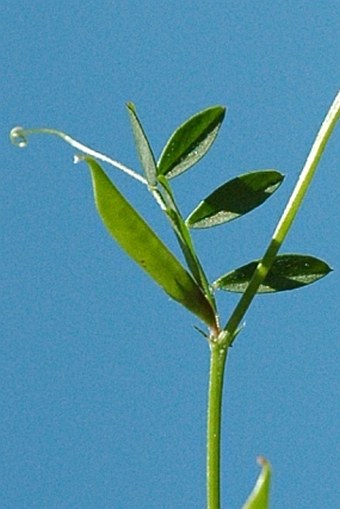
[126,102,157,186]
[213,254,332,293]
[85,158,216,327]
[242,457,271,509]
[157,105,226,179]
[187,170,284,228]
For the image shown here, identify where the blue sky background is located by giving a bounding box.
[1,2,339,508]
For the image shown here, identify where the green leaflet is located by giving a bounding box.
[213,254,332,293]
[157,105,226,179]
[242,457,271,509]
[187,170,284,228]
[85,157,216,327]
[126,102,158,187]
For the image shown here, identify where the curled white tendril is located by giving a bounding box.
[10,126,28,148]
[10,126,147,185]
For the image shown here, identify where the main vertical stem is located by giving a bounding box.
[207,342,228,509]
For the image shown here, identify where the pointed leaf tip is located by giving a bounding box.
[187,170,284,228]
[213,254,332,293]
[157,105,226,179]
[126,101,136,112]
[242,457,271,509]
[126,102,158,186]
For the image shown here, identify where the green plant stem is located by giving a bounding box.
[207,342,228,509]
[206,90,340,509]
[222,89,340,344]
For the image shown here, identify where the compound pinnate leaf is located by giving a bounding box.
[85,157,216,327]
[213,254,332,293]
[242,457,271,509]
[157,105,226,179]
[126,102,157,186]
[187,170,284,228]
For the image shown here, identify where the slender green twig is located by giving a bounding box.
[206,90,340,509]
[207,342,228,509]
[221,89,340,345]
[157,176,217,310]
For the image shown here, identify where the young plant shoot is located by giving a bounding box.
[10,91,340,509]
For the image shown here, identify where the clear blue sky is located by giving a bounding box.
[1,2,339,508]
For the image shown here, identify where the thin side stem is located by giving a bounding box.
[272,90,340,244]
[158,175,217,313]
[207,343,228,509]
[222,90,340,342]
